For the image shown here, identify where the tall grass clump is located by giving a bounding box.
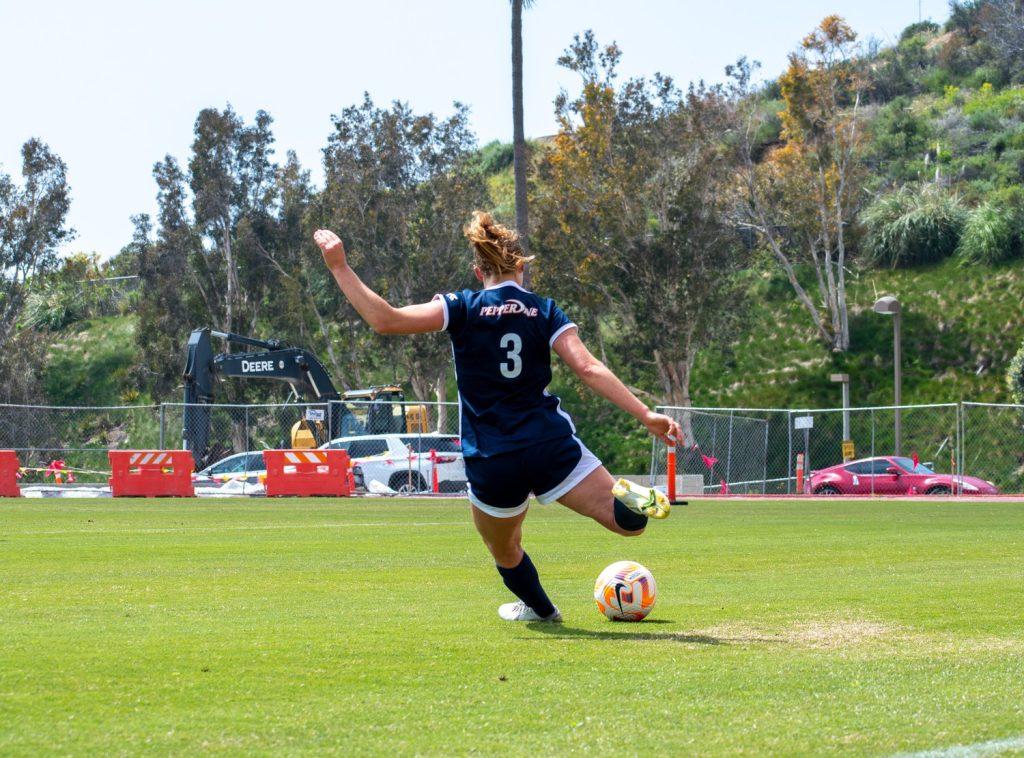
[956,201,1024,265]
[863,185,967,268]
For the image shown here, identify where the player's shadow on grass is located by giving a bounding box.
[526,621,726,645]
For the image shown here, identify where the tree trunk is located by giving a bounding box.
[434,366,448,434]
[409,364,432,404]
[310,299,351,390]
[653,342,697,449]
[511,0,531,286]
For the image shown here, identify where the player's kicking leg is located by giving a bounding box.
[557,466,670,535]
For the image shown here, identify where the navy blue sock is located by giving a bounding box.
[496,552,555,618]
[614,498,649,531]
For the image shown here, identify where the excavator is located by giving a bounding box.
[182,328,426,466]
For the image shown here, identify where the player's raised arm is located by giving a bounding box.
[552,328,680,445]
[313,229,444,335]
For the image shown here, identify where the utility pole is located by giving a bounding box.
[874,296,903,456]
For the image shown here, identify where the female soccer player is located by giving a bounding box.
[314,213,679,622]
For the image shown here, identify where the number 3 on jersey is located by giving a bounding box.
[499,333,523,378]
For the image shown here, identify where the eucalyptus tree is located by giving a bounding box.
[319,95,488,409]
[532,32,747,412]
[0,139,73,351]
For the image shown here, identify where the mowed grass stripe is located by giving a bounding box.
[2,498,1023,754]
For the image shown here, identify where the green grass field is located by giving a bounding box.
[2,498,1024,755]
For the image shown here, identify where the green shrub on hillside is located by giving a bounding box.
[957,201,1024,264]
[863,185,967,268]
[964,84,1024,118]
[964,66,1007,91]
[473,141,514,175]
[900,21,940,41]
[867,97,932,182]
[22,282,90,330]
[1009,339,1024,404]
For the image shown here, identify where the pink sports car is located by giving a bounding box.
[810,456,998,496]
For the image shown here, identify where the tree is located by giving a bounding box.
[319,95,488,412]
[188,106,279,341]
[0,139,73,351]
[533,32,746,412]
[978,0,1024,77]
[135,159,201,397]
[730,17,867,352]
[510,0,534,284]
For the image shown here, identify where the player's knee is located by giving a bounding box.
[490,542,524,568]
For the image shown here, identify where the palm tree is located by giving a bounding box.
[511,0,534,283]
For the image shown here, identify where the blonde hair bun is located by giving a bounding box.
[464,211,535,276]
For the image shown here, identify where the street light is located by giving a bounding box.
[830,373,851,446]
[873,295,902,455]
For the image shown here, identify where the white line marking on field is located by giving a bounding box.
[13,522,455,536]
[895,735,1024,757]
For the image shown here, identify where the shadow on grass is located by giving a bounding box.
[525,621,726,645]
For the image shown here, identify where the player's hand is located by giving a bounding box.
[314,229,347,271]
[642,410,681,446]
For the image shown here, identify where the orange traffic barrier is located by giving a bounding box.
[262,449,352,497]
[0,450,22,498]
[108,450,196,498]
[795,452,805,494]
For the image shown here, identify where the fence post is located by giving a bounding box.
[957,401,964,493]
[725,411,734,488]
[159,404,166,449]
[762,421,769,495]
[870,408,876,496]
[244,406,250,453]
[786,411,793,495]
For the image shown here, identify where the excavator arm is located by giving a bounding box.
[182,328,349,465]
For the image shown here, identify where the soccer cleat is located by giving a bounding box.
[612,478,671,520]
[498,601,562,623]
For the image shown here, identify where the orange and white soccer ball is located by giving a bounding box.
[594,560,657,621]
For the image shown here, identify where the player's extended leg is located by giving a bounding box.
[470,505,561,622]
[558,466,650,536]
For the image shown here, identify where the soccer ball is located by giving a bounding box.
[594,560,657,621]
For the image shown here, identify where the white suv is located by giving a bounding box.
[321,434,466,494]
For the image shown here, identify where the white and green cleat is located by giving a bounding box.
[612,478,672,520]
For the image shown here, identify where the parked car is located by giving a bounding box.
[321,433,466,493]
[810,456,998,496]
[193,451,266,486]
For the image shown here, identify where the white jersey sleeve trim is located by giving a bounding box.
[549,322,578,347]
[432,294,450,332]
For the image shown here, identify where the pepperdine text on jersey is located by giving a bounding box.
[479,299,540,317]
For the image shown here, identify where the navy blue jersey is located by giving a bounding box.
[435,282,578,458]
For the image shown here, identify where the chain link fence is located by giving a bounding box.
[961,402,1024,494]
[0,404,162,483]
[653,403,982,496]
[0,400,462,492]
[3,400,1024,496]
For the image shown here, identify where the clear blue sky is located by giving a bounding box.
[1,0,949,258]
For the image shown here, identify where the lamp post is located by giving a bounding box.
[873,296,902,455]
[830,373,851,443]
